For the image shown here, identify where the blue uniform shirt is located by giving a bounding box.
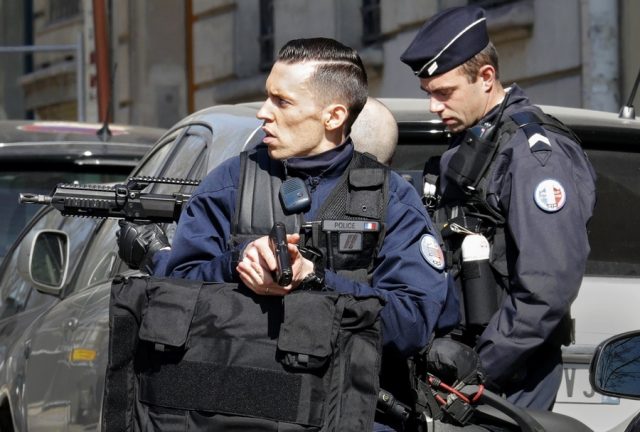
[157,141,449,355]
[439,85,597,387]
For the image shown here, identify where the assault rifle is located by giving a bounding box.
[19,177,200,223]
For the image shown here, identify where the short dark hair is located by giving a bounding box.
[277,38,368,133]
[460,42,500,82]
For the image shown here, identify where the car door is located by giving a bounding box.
[22,123,212,431]
[5,213,97,430]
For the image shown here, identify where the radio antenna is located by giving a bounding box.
[619,68,640,119]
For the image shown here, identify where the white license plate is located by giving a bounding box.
[555,363,620,405]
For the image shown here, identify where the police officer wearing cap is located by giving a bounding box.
[400,6,596,410]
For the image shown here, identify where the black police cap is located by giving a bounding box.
[401,6,489,78]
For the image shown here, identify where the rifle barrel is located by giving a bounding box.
[19,193,52,205]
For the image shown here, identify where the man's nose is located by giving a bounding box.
[429,97,444,114]
[256,99,272,121]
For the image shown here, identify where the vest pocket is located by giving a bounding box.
[138,278,201,350]
[277,291,341,370]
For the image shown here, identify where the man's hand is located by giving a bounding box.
[116,220,170,274]
[237,233,314,296]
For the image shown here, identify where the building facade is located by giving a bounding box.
[1,0,639,126]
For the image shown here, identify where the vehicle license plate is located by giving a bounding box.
[555,363,620,405]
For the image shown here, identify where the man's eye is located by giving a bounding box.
[436,89,453,98]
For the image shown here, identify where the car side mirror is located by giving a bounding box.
[590,330,640,400]
[17,229,69,296]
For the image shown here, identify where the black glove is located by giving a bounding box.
[116,220,169,273]
[425,338,484,386]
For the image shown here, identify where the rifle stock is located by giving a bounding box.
[19,177,200,223]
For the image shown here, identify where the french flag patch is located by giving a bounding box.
[364,222,378,231]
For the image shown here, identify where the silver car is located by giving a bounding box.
[0,120,164,432]
[2,100,639,431]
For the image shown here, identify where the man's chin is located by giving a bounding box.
[445,124,465,133]
[266,146,285,160]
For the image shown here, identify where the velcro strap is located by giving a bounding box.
[103,315,138,432]
[349,168,384,188]
[139,361,308,424]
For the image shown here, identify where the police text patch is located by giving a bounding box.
[534,179,566,212]
[420,234,445,270]
[322,220,380,232]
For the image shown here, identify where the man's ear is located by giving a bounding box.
[479,65,496,92]
[323,103,348,131]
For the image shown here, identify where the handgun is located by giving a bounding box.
[269,222,293,286]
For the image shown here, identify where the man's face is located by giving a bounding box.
[419,66,488,133]
[257,61,331,160]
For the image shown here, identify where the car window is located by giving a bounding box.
[0,211,55,319]
[0,209,100,319]
[393,121,640,278]
[391,125,449,192]
[139,125,210,242]
[72,219,120,291]
[583,148,640,276]
[132,131,178,178]
[149,125,209,198]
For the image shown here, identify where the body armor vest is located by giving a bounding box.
[233,145,388,283]
[103,275,383,431]
[102,147,389,431]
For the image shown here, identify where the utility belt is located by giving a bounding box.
[102,275,384,431]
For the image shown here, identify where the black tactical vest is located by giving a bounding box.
[102,147,389,431]
[232,145,389,283]
[103,275,383,431]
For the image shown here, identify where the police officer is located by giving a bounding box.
[400,6,596,410]
[119,38,450,430]
[115,97,401,278]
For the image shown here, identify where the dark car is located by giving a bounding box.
[0,120,164,431]
[1,100,639,431]
[0,120,164,257]
[590,330,640,432]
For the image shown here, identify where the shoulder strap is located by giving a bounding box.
[316,151,389,221]
[231,146,300,246]
[510,106,580,166]
[510,106,580,143]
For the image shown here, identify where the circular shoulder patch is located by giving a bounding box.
[420,234,445,270]
[534,179,566,212]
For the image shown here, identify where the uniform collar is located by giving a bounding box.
[285,140,354,178]
[480,84,530,126]
[450,84,531,144]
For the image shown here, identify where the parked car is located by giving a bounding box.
[0,120,164,257]
[590,330,640,432]
[0,120,164,431]
[0,99,638,431]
